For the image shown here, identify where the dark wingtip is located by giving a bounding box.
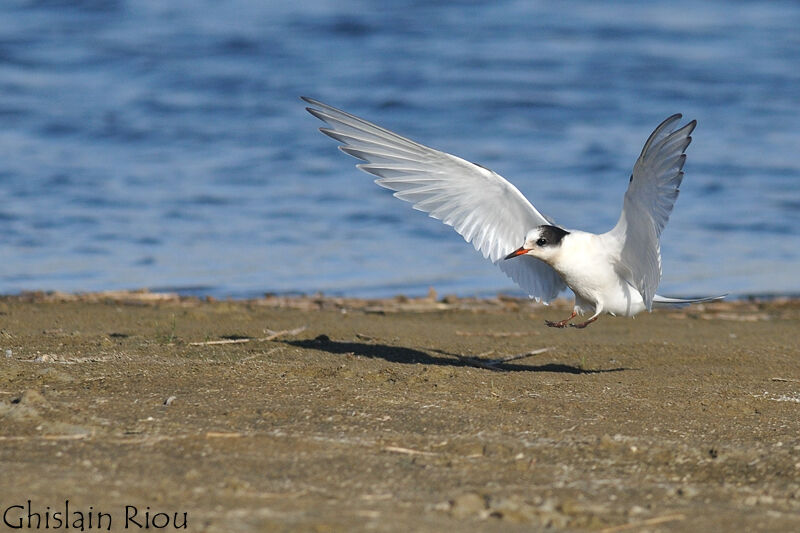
[302,97,328,112]
[305,107,327,121]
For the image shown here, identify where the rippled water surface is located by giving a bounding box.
[1,0,799,298]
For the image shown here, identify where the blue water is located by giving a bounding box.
[1,1,799,299]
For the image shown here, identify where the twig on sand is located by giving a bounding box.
[459,347,553,370]
[599,513,686,533]
[771,377,800,383]
[189,338,251,346]
[205,431,244,439]
[0,434,90,442]
[239,347,281,363]
[189,326,306,346]
[261,326,306,340]
[384,446,437,456]
[456,330,528,337]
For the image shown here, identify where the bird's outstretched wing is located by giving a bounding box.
[302,97,566,302]
[607,114,696,310]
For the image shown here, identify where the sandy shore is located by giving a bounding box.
[0,291,799,532]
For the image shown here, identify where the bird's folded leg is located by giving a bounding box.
[570,315,599,329]
[545,310,577,328]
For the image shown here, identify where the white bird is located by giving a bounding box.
[303,97,723,328]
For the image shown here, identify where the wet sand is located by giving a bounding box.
[0,291,799,532]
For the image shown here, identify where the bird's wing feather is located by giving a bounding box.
[607,114,696,310]
[302,97,566,302]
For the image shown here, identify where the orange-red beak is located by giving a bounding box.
[504,246,528,260]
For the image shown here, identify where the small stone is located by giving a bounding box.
[449,492,486,519]
[487,496,537,523]
[18,389,49,407]
[628,505,647,516]
[598,434,617,449]
[184,469,201,480]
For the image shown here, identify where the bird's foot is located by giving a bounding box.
[569,316,599,329]
[545,311,577,328]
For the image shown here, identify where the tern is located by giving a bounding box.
[303,97,723,328]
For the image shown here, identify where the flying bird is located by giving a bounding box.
[303,97,722,328]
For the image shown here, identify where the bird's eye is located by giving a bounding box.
[536,238,547,246]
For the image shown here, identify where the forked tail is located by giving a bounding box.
[652,294,727,307]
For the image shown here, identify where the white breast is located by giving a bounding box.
[551,231,647,317]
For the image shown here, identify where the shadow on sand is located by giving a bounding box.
[285,335,628,374]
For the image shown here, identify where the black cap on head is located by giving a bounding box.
[538,225,570,246]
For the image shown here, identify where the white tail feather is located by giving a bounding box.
[652,294,727,307]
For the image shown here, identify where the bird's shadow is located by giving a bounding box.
[284,335,628,374]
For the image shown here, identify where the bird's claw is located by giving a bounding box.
[545,311,578,328]
[569,316,599,329]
